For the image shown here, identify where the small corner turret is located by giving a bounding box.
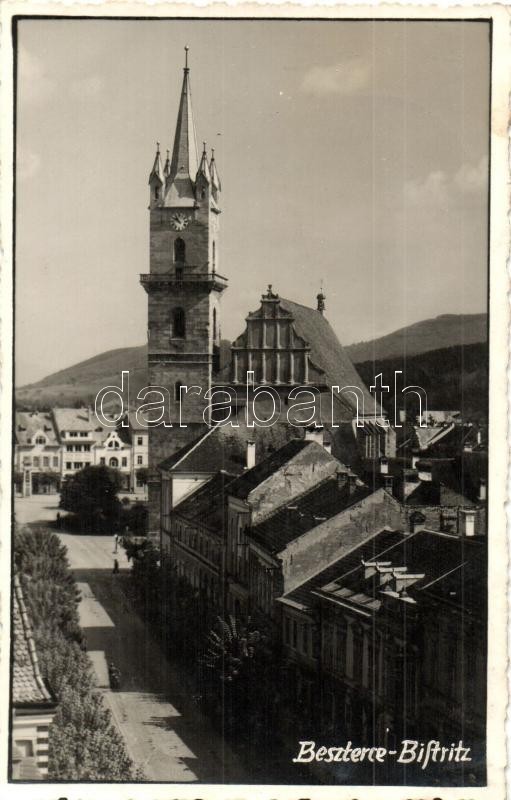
[148,142,164,209]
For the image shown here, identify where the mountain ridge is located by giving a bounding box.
[16,313,487,410]
[345,312,487,363]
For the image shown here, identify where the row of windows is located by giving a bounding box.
[66,431,89,438]
[99,457,128,468]
[174,523,221,566]
[66,444,91,452]
[65,461,91,470]
[283,616,313,657]
[25,456,59,468]
[174,558,219,603]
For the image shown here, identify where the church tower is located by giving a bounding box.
[141,48,227,534]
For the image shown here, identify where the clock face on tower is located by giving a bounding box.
[170,212,190,231]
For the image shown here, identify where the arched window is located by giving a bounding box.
[213,307,217,341]
[109,457,119,468]
[174,237,185,262]
[154,186,160,200]
[172,307,186,338]
[175,381,183,404]
[212,241,216,270]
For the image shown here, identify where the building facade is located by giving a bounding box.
[14,408,148,496]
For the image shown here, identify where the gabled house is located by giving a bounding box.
[14,412,61,496]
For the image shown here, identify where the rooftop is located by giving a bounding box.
[12,576,55,708]
[15,411,58,446]
[250,472,371,554]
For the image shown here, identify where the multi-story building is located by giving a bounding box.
[280,526,486,784]
[14,407,148,495]
[14,411,61,496]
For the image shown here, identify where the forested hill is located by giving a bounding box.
[345,313,487,363]
[355,341,488,421]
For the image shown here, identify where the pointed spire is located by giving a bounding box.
[210,147,221,192]
[148,142,164,185]
[165,46,199,206]
[197,141,211,183]
[163,149,171,178]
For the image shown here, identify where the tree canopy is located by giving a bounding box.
[60,465,123,532]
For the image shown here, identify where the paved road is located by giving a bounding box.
[14,495,249,783]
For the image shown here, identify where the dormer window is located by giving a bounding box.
[35,436,46,445]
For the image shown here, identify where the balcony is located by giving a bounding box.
[140,271,228,293]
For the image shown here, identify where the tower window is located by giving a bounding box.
[175,266,183,280]
[172,307,186,338]
[212,241,216,270]
[154,186,160,200]
[174,237,186,262]
[213,307,217,341]
[175,381,183,403]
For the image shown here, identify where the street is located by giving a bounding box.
[14,494,249,783]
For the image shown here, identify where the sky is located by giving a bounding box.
[15,18,490,386]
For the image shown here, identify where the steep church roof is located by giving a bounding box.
[278,297,380,416]
[165,49,200,207]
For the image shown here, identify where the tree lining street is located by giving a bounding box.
[14,495,249,783]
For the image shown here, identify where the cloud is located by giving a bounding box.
[301,58,370,96]
[405,170,450,209]
[18,46,54,106]
[404,156,488,209]
[454,155,488,193]
[71,75,104,99]
[18,150,41,181]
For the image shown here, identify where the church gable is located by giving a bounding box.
[229,286,327,387]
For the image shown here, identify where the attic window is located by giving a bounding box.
[35,436,46,445]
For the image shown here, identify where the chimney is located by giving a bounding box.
[417,460,432,482]
[379,456,389,475]
[317,291,326,315]
[336,468,356,495]
[411,451,420,469]
[304,424,324,447]
[246,439,256,470]
[479,478,487,502]
[383,474,394,494]
[409,510,426,534]
[460,508,476,537]
[476,430,482,446]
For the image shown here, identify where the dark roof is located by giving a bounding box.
[12,576,55,707]
[227,439,311,500]
[313,529,485,616]
[279,298,380,416]
[363,458,480,507]
[15,411,59,446]
[250,474,371,553]
[284,529,405,609]
[158,420,303,475]
[172,471,236,532]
